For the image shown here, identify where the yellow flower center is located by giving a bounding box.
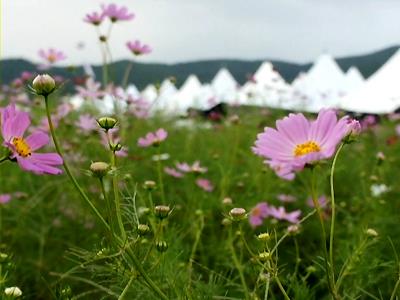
[48,54,56,63]
[252,207,262,217]
[13,137,32,157]
[294,141,321,157]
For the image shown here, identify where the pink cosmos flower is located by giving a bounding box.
[360,115,377,130]
[38,48,66,66]
[101,4,134,22]
[0,194,11,204]
[75,114,98,135]
[126,40,152,56]
[277,194,297,203]
[84,11,105,25]
[76,78,104,100]
[126,96,150,119]
[249,202,270,228]
[306,195,328,208]
[138,129,168,147]
[1,104,63,175]
[196,178,214,192]
[164,167,184,178]
[176,161,208,174]
[268,206,301,224]
[253,109,348,179]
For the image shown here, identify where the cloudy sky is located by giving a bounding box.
[3,0,400,65]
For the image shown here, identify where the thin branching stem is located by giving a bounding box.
[44,95,110,232]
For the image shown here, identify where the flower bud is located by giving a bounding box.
[257,233,270,242]
[154,205,170,219]
[366,228,378,237]
[32,74,56,96]
[258,251,271,261]
[143,180,156,191]
[90,162,110,178]
[4,287,22,297]
[97,117,117,131]
[110,143,123,152]
[221,218,232,226]
[306,266,317,273]
[138,206,151,216]
[0,252,8,263]
[156,240,168,252]
[222,197,232,206]
[137,224,150,236]
[345,119,361,143]
[229,207,246,221]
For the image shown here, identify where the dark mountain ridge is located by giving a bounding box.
[1,45,398,90]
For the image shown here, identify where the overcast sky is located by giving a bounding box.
[3,0,400,65]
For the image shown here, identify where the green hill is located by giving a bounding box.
[1,45,398,91]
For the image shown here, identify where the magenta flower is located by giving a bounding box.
[249,202,270,228]
[84,11,105,25]
[1,104,63,175]
[164,167,184,178]
[0,194,11,204]
[75,114,98,135]
[101,4,134,22]
[268,206,301,224]
[38,48,66,65]
[138,128,168,147]
[196,178,214,192]
[253,109,348,179]
[126,40,152,56]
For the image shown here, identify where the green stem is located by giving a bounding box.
[44,95,110,232]
[0,156,8,164]
[228,225,250,300]
[275,276,290,300]
[156,147,166,204]
[110,148,126,241]
[390,274,400,300]
[188,213,205,289]
[329,142,344,286]
[310,167,337,299]
[99,178,114,236]
[118,273,136,300]
[122,61,133,88]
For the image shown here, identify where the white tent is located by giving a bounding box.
[340,50,400,113]
[291,54,347,112]
[211,68,238,103]
[238,61,291,107]
[173,75,203,113]
[151,79,178,114]
[343,67,365,94]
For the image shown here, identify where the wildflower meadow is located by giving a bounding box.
[2,2,400,300]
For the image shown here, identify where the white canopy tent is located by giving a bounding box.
[238,62,291,107]
[290,54,347,112]
[340,50,400,113]
[210,68,238,104]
